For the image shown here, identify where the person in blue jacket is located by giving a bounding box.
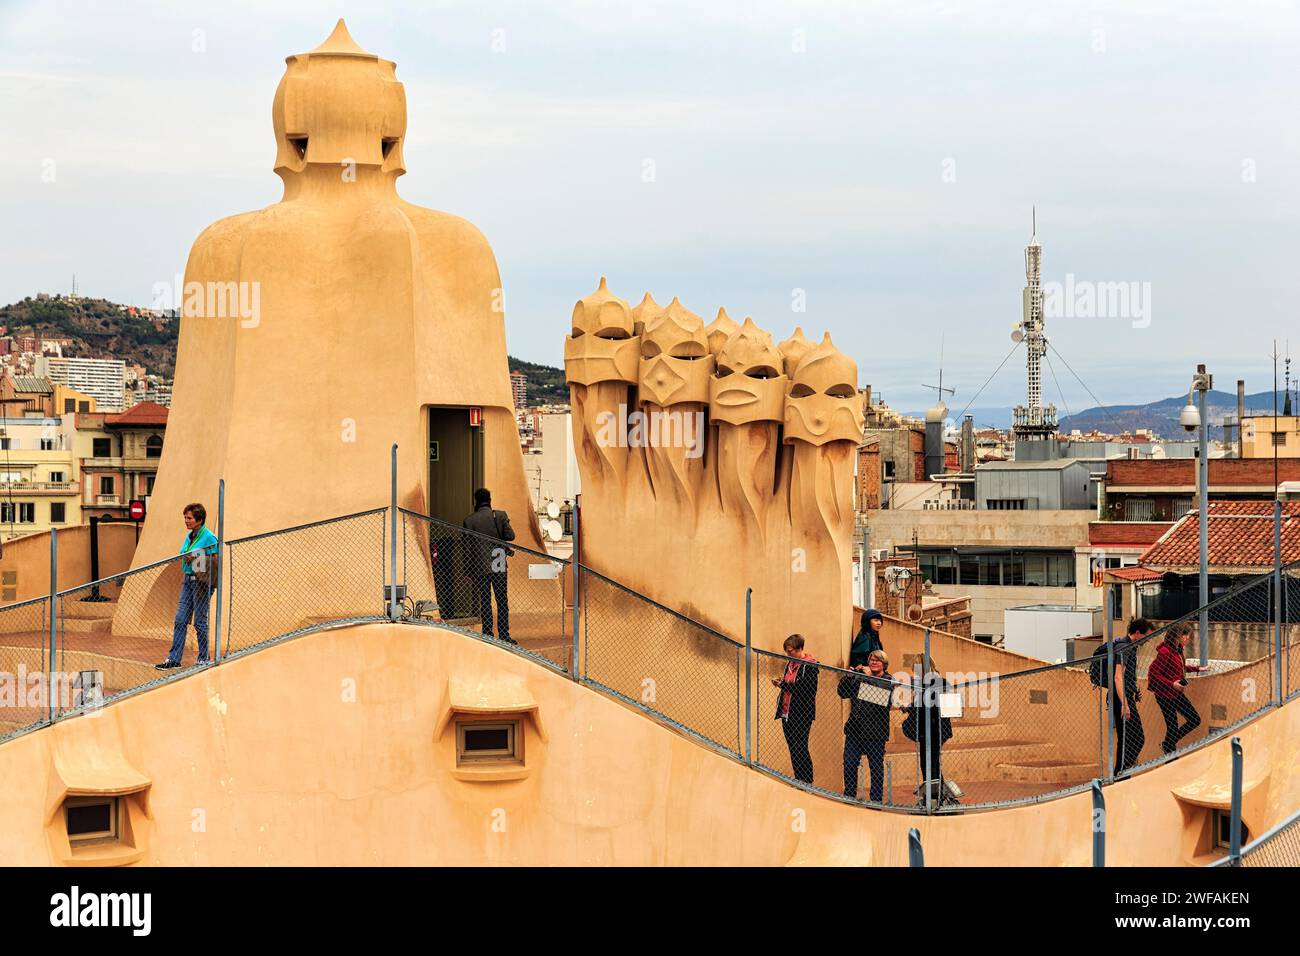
[156,502,219,669]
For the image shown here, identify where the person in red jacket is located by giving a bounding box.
[1147,623,1205,754]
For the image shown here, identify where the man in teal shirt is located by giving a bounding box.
[157,502,218,668]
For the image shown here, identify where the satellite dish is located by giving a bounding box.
[545,519,563,541]
[1010,329,1024,343]
[546,500,560,520]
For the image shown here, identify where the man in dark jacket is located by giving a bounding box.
[1111,617,1150,773]
[772,634,819,784]
[463,488,516,644]
[902,657,955,804]
[837,649,894,802]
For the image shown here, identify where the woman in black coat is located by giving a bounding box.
[772,634,819,784]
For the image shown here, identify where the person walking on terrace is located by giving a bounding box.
[157,502,218,669]
[838,649,895,803]
[1148,623,1204,755]
[463,488,516,645]
[772,634,819,785]
[1110,617,1150,774]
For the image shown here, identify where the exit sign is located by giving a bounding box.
[469,407,482,427]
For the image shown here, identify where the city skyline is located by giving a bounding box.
[2,1,1297,413]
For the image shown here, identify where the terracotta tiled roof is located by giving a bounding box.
[1088,521,1173,546]
[1140,500,1300,571]
[105,401,169,427]
[1106,565,1163,583]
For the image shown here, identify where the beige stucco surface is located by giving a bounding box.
[0,620,1295,865]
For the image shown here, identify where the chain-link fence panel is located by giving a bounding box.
[752,648,919,808]
[1287,563,1300,702]
[579,566,742,756]
[1106,572,1278,778]
[399,509,569,673]
[225,509,388,656]
[937,659,1104,810]
[0,596,51,740]
[1238,809,1300,867]
[54,552,192,717]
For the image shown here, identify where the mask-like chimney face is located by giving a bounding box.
[638,298,714,406]
[272,20,407,177]
[709,317,788,425]
[564,277,639,386]
[783,333,864,446]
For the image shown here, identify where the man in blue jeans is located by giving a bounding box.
[156,502,219,669]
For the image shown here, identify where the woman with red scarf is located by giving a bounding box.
[1147,624,1205,754]
[772,634,819,784]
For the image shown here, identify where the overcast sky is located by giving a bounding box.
[2,0,1297,413]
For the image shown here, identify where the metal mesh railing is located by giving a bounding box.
[225,509,388,656]
[6,505,1300,821]
[753,649,919,808]
[54,552,193,716]
[399,509,569,673]
[1237,808,1300,867]
[0,596,50,741]
[579,565,742,756]
[1117,571,1280,780]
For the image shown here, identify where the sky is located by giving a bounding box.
[1,0,1297,414]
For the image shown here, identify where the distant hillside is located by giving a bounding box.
[508,355,567,405]
[0,296,178,377]
[1058,390,1285,440]
[1,294,571,404]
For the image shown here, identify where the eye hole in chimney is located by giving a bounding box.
[289,137,308,160]
[381,137,398,159]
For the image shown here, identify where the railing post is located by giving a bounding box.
[388,444,399,621]
[48,528,57,724]
[1275,499,1283,705]
[571,493,581,679]
[1229,736,1243,865]
[1092,779,1105,867]
[213,478,225,664]
[1105,609,1116,781]
[908,827,924,867]
[923,627,933,814]
[744,587,753,766]
[1198,379,1209,668]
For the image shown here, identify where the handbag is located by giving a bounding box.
[190,547,216,589]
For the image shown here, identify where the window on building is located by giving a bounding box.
[917,548,1077,588]
[78,401,89,413]
[50,502,65,523]
[0,438,11,451]
[1124,498,1155,522]
[987,498,1027,510]
[92,437,111,458]
[455,719,523,766]
[146,435,163,458]
[146,475,156,495]
[39,438,55,450]
[883,460,896,480]
[49,471,64,483]
[1172,497,1194,520]
[64,398,75,413]
[18,503,35,523]
[1273,431,1287,447]
[64,796,119,846]
[99,476,114,495]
